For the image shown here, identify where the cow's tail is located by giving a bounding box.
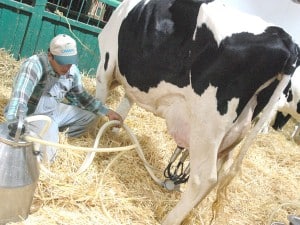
[211,73,291,223]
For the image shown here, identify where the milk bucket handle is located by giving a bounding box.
[14,114,25,142]
[24,115,52,137]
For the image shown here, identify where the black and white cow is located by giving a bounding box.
[95,0,300,224]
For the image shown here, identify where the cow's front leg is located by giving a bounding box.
[162,135,221,225]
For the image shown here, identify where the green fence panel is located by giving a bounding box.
[0,2,31,58]
[0,0,120,75]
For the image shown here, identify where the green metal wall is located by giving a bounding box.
[0,0,120,75]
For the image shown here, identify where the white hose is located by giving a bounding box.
[76,120,135,174]
[24,135,137,153]
[78,120,165,186]
[291,123,300,139]
[120,122,165,187]
[25,115,52,137]
[23,118,165,187]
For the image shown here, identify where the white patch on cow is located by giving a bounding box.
[197,0,273,46]
[95,0,144,102]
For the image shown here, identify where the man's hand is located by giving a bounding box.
[8,122,26,138]
[106,109,123,125]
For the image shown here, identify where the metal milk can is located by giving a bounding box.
[0,121,39,224]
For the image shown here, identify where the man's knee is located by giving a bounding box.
[65,112,98,137]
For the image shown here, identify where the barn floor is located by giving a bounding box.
[0,48,299,225]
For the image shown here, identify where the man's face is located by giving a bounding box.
[48,53,72,75]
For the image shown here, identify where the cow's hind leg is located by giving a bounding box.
[162,136,221,225]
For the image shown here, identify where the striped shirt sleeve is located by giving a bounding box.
[65,66,109,116]
[5,55,43,122]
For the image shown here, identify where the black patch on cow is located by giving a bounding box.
[272,112,291,130]
[254,79,292,120]
[191,25,295,116]
[287,89,293,102]
[104,52,109,71]
[254,79,279,119]
[118,0,206,91]
[297,101,300,114]
[118,0,299,118]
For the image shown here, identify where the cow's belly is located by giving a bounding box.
[122,81,243,150]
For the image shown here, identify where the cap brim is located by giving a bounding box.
[53,55,78,65]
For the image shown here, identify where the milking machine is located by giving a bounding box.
[163,146,190,191]
[0,115,51,224]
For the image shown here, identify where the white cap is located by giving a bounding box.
[49,34,78,65]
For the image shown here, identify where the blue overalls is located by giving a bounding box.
[29,67,97,162]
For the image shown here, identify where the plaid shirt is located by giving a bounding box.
[5,53,108,122]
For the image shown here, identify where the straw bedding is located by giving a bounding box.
[0,48,299,225]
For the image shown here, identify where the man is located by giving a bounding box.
[4,34,123,162]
